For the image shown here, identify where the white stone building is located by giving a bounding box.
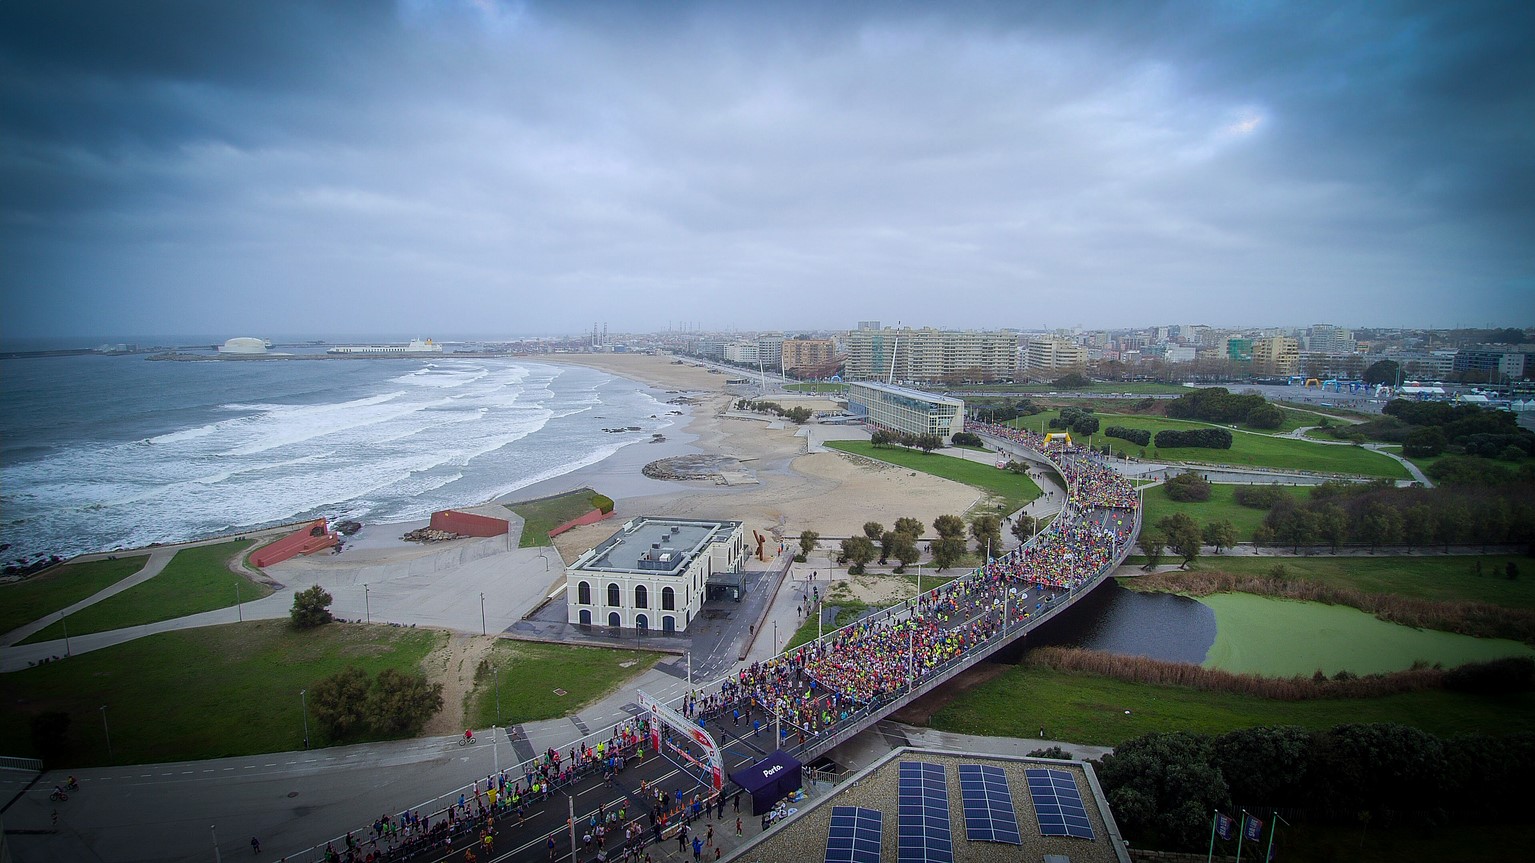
[565,517,746,633]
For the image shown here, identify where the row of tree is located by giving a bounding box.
[735,399,813,424]
[835,512,1030,573]
[869,428,944,452]
[1048,406,1100,436]
[1257,482,1535,551]
[1097,722,1535,852]
[1105,425,1151,446]
[1164,387,1284,428]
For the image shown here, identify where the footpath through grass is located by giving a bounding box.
[824,440,1041,513]
[0,555,149,636]
[1017,410,1407,478]
[929,664,1534,746]
[508,488,607,548]
[468,640,662,728]
[0,620,445,766]
[1140,483,1311,541]
[1192,554,1535,609]
[20,540,272,644]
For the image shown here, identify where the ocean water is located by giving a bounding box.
[0,354,677,562]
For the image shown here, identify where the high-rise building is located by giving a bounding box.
[844,327,1018,384]
[722,341,760,364]
[1023,337,1088,373]
[1306,323,1356,353]
[781,338,838,375]
[1252,337,1300,375]
[756,334,784,368]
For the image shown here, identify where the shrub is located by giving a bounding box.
[1443,657,1535,695]
[950,431,983,447]
[1164,472,1212,502]
[1245,404,1285,429]
[1233,484,1288,509]
[1154,428,1233,449]
[367,668,445,735]
[290,585,334,629]
[1106,426,1151,447]
[590,493,615,514]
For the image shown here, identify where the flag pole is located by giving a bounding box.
[1265,812,1288,863]
[1235,809,1247,863]
[1207,810,1219,863]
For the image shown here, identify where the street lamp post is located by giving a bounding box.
[235,580,242,622]
[211,825,222,863]
[538,552,550,572]
[300,689,311,750]
[363,583,370,625]
[492,665,501,725]
[100,704,112,758]
[480,592,487,637]
[61,610,71,658]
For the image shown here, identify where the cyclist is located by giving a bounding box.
[66,775,78,790]
[463,728,474,744]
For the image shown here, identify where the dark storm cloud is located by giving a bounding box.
[1,0,1530,340]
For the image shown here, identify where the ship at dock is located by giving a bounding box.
[327,338,444,355]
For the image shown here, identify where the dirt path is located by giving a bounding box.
[421,633,496,736]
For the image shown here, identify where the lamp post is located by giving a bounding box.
[480,592,487,637]
[493,724,500,775]
[235,579,242,623]
[773,620,778,654]
[363,583,370,625]
[300,689,311,750]
[211,824,222,863]
[60,610,71,658]
[101,704,112,759]
[538,552,551,572]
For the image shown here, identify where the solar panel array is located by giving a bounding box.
[897,761,954,863]
[957,764,1022,844]
[1026,768,1095,840]
[825,806,883,863]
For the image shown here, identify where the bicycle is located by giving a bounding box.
[459,732,477,747]
[49,788,68,802]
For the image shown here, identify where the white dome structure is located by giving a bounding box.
[217,337,268,354]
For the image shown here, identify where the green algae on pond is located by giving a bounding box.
[1199,592,1535,677]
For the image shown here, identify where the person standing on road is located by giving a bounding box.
[250,836,261,854]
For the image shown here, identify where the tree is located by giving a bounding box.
[840,536,875,574]
[915,433,943,453]
[1202,520,1236,554]
[367,669,444,735]
[1158,513,1202,567]
[1071,414,1100,436]
[1212,726,1312,808]
[1403,504,1437,548]
[797,530,819,558]
[308,666,372,738]
[893,517,925,539]
[291,585,334,629]
[891,534,920,572]
[1097,732,1230,852]
[932,514,966,539]
[1051,372,1092,389]
[969,514,1003,558]
[931,537,968,571]
[870,429,894,448]
[784,406,812,424]
[1245,404,1285,429]
[1402,426,1446,457]
[1363,359,1402,386]
[862,521,884,541]
[878,531,897,565]
[1164,472,1212,502]
[1010,514,1037,543]
[1357,501,1404,550]
[1315,503,1350,552]
[1138,529,1165,569]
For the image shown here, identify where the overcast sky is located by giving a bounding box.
[2,0,1531,341]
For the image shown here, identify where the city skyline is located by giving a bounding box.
[2,0,1532,340]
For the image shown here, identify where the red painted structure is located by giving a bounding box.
[429,509,510,538]
[546,508,613,539]
[251,519,338,568]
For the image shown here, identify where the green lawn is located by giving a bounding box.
[20,541,272,644]
[1193,555,1535,609]
[0,555,149,636]
[0,621,445,765]
[468,641,662,727]
[960,382,1190,395]
[786,600,877,649]
[824,440,1041,513]
[929,664,1534,746]
[784,382,846,393]
[1141,483,1312,541]
[507,488,607,548]
[1018,410,1407,478]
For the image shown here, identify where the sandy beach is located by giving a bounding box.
[523,353,982,560]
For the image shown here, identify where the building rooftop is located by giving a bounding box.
[732,747,1129,863]
[571,517,741,576]
[848,380,965,408]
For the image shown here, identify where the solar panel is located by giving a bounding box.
[957,764,1022,844]
[1026,768,1095,840]
[825,805,883,863]
[897,761,954,863]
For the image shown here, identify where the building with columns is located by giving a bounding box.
[565,517,746,633]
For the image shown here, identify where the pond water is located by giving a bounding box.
[1020,579,1534,677]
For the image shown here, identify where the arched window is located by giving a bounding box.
[578,581,591,605]
[635,585,648,609]
[662,586,676,611]
[579,609,591,625]
[662,615,675,633]
[608,611,621,627]
[636,613,648,631]
[607,582,621,607]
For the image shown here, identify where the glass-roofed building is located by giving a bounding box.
[846,381,965,443]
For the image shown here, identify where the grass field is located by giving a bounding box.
[786,599,876,649]
[823,440,1041,513]
[1141,483,1312,541]
[1190,554,1535,609]
[0,621,445,765]
[508,488,605,548]
[1018,410,1407,478]
[784,382,846,393]
[468,641,662,728]
[0,555,150,636]
[20,541,272,644]
[960,382,1189,395]
[928,663,1535,746]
